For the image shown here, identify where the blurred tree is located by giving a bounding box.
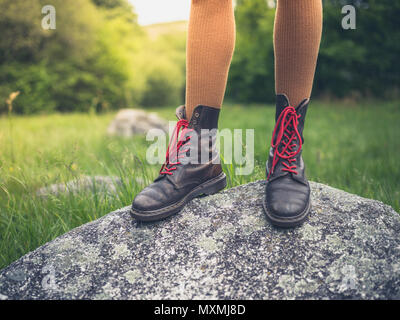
[92,0,130,9]
[0,0,397,114]
[227,0,276,103]
[315,0,400,99]
[227,0,399,103]
[0,0,144,114]
[138,32,187,107]
[0,0,45,63]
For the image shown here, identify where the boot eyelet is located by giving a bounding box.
[195,112,199,117]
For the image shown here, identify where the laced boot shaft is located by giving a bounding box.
[263,94,311,228]
[268,106,302,179]
[131,105,226,222]
[160,118,194,176]
[266,94,308,182]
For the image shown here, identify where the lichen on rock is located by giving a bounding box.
[0,181,399,299]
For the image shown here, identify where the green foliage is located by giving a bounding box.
[138,32,186,107]
[92,0,131,10]
[0,0,144,114]
[1,101,399,268]
[0,0,46,63]
[0,62,56,114]
[227,0,399,102]
[0,0,398,112]
[315,0,400,98]
[0,0,187,113]
[227,0,276,103]
[140,59,184,107]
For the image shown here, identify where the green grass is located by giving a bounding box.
[0,100,399,269]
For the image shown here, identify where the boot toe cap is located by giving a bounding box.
[267,196,308,218]
[131,193,158,212]
[131,184,171,212]
[265,177,310,219]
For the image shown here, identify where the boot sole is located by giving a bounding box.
[263,196,311,228]
[130,172,227,222]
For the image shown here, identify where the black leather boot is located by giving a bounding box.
[130,105,227,222]
[263,94,311,228]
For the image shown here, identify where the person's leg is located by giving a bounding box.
[131,0,235,222]
[185,0,236,119]
[263,0,323,228]
[274,0,323,107]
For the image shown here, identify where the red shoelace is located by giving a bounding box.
[160,119,194,175]
[267,106,302,180]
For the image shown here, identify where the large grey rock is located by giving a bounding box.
[36,176,123,198]
[1,181,399,300]
[107,109,169,137]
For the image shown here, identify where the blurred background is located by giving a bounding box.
[0,0,399,268]
[1,0,398,113]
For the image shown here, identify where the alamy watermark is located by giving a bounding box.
[41,264,58,290]
[146,122,255,176]
[339,265,357,292]
[342,5,357,30]
[41,5,56,30]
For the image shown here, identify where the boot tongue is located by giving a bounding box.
[295,98,309,118]
[275,94,310,120]
[157,109,189,181]
[275,94,290,121]
[176,105,220,131]
[175,105,187,120]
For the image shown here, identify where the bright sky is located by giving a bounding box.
[129,0,191,25]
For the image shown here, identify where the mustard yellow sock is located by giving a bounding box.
[185,0,236,119]
[274,0,323,107]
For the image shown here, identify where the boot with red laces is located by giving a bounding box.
[263,94,311,228]
[131,105,226,222]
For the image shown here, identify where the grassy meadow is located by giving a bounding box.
[0,100,399,269]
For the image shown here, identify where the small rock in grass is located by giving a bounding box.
[36,175,123,197]
[107,109,169,137]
